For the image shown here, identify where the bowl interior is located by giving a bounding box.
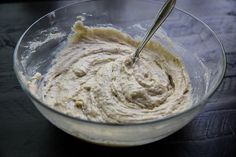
[14,0,225,123]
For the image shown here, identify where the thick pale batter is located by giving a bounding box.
[31,21,191,123]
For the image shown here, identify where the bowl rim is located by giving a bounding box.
[13,0,226,126]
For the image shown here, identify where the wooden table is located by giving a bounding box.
[0,0,235,156]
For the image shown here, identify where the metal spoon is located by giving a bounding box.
[132,0,176,63]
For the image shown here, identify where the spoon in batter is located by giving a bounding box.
[132,0,176,63]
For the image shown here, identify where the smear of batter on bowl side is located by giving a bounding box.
[29,21,192,123]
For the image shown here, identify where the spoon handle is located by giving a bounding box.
[133,0,176,62]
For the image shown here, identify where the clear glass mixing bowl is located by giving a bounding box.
[14,0,226,146]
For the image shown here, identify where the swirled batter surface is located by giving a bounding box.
[34,22,191,123]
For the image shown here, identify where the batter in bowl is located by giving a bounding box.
[30,21,191,123]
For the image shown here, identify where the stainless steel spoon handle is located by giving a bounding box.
[133,0,176,62]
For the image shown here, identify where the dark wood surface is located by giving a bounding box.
[0,0,235,156]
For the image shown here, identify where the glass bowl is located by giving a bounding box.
[14,0,226,146]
